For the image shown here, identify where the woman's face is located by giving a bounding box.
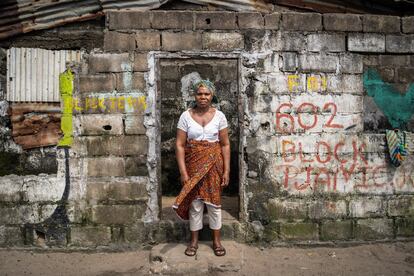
[194,86,213,108]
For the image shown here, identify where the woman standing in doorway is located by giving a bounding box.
[172,79,230,257]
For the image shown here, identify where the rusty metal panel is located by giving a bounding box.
[6,47,82,102]
[10,102,62,149]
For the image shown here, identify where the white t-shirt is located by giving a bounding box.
[177,108,228,142]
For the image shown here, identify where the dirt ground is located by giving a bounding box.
[1,241,414,276]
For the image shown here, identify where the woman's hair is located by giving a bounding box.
[192,79,216,95]
[190,79,219,106]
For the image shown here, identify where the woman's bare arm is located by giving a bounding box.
[176,129,189,185]
[219,128,230,187]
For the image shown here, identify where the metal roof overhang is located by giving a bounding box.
[1,0,413,41]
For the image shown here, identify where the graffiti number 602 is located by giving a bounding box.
[276,102,343,133]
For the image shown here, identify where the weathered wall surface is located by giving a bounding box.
[0,11,414,248]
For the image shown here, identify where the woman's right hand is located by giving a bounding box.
[180,174,190,186]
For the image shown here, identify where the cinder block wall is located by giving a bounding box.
[1,11,414,248]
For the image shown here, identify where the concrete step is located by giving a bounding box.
[150,241,244,275]
[153,219,246,243]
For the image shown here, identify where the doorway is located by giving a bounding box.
[157,56,240,222]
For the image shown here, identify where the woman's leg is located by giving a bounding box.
[188,199,204,247]
[206,204,224,252]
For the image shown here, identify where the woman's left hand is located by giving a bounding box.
[221,171,230,187]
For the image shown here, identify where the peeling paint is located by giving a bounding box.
[58,69,74,147]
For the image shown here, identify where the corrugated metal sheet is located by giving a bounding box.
[0,0,271,40]
[6,47,82,102]
[101,0,169,10]
[275,0,414,14]
[0,0,103,40]
[0,0,413,41]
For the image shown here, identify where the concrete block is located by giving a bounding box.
[363,55,380,66]
[86,136,148,156]
[388,196,414,216]
[88,53,130,73]
[133,53,149,72]
[402,16,414,33]
[162,32,202,51]
[308,200,347,219]
[355,218,393,240]
[0,226,24,246]
[70,226,111,247]
[151,11,193,29]
[323,13,362,32]
[280,52,297,72]
[262,53,280,73]
[320,220,352,241]
[0,205,39,224]
[74,114,123,136]
[73,94,147,115]
[79,74,115,93]
[386,35,414,53]
[125,156,148,176]
[135,32,161,50]
[281,13,322,31]
[348,33,385,53]
[4,175,63,203]
[91,204,146,224]
[87,157,125,177]
[67,204,91,224]
[379,55,409,66]
[243,30,267,51]
[104,32,135,52]
[263,221,279,242]
[238,13,264,29]
[397,67,414,83]
[107,11,151,30]
[395,217,414,237]
[362,15,400,33]
[298,53,338,72]
[307,33,346,52]
[267,72,306,93]
[115,72,146,92]
[86,179,148,202]
[202,32,244,51]
[246,136,278,154]
[264,13,280,30]
[340,54,363,73]
[195,12,237,29]
[326,74,363,94]
[349,197,384,218]
[125,115,146,135]
[266,198,307,220]
[279,222,318,240]
[124,222,148,243]
[271,32,306,52]
[377,67,395,82]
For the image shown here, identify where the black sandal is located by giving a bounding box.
[213,245,226,256]
[185,244,198,256]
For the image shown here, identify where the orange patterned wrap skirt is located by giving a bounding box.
[172,139,224,220]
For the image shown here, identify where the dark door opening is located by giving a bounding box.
[159,58,240,222]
